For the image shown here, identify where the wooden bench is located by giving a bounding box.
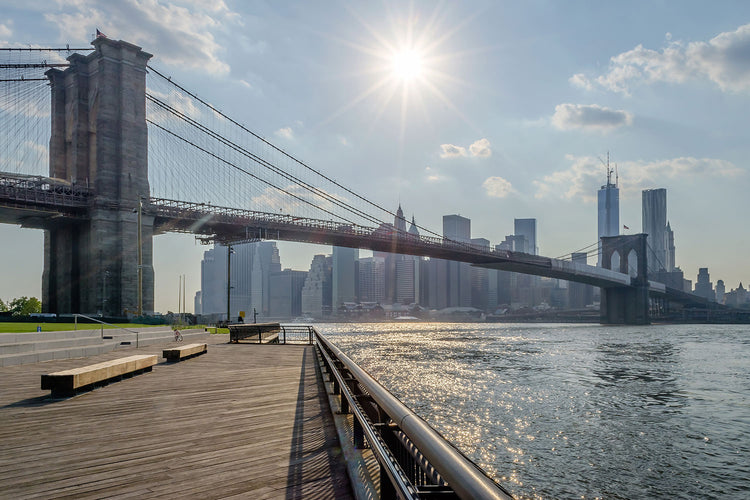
[41,354,157,397]
[163,343,207,362]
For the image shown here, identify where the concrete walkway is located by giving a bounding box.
[0,334,353,499]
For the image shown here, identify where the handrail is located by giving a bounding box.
[314,329,513,500]
[316,332,416,498]
[73,314,141,348]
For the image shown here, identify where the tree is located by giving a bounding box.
[0,298,7,312]
[9,296,42,316]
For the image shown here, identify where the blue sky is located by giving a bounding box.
[1,1,749,312]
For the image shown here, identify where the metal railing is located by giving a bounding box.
[280,325,315,344]
[313,329,513,500]
[73,314,141,348]
[227,324,314,344]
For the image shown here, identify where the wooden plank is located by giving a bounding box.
[0,335,352,499]
[40,354,157,393]
[162,343,207,361]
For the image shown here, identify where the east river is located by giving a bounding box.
[319,322,750,499]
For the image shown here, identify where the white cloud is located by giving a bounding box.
[424,166,445,182]
[469,138,492,158]
[251,184,350,215]
[0,91,49,119]
[0,23,12,39]
[483,176,515,198]
[551,103,633,132]
[147,88,202,123]
[569,73,593,91]
[439,143,467,158]
[275,126,294,139]
[575,23,750,94]
[44,0,235,75]
[534,155,743,202]
[440,138,492,159]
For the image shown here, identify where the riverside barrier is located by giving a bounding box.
[313,328,513,500]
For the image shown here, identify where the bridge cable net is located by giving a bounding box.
[0,49,68,177]
[145,67,454,244]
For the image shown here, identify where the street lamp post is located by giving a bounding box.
[226,244,234,324]
[136,197,143,317]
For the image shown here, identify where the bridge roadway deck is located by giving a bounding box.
[0,334,353,499]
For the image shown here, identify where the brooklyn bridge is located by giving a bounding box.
[0,38,717,324]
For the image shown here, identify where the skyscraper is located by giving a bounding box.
[568,252,594,308]
[597,163,619,265]
[358,256,386,303]
[301,254,332,318]
[396,216,421,304]
[443,214,471,243]
[514,218,537,255]
[443,215,471,307]
[470,238,490,310]
[332,246,358,309]
[642,188,668,273]
[200,246,224,316]
[199,241,280,319]
[694,268,715,302]
[394,204,407,233]
[665,222,676,272]
[269,269,307,319]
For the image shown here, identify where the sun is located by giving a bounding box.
[391,49,424,82]
[318,3,478,136]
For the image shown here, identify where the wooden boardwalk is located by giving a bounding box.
[0,334,353,499]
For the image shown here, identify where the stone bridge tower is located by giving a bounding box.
[599,233,650,324]
[43,38,154,316]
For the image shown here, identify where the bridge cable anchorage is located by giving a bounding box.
[145,119,365,228]
[146,65,449,242]
[145,94,385,227]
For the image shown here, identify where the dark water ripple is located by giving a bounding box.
[321,323,750,500]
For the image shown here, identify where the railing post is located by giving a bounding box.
[380,464,396,499]
[74,314,78,331]
[353,416,364,448]
[340,393,349,414]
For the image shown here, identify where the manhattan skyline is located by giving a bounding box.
[0,1,748,312]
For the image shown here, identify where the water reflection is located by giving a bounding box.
[322,322,750,500]
[591,339,685,413]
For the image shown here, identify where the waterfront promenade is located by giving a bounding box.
[0,334,353,499]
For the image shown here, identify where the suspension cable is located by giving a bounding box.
[146,64,446,241]
[146,119,363,228]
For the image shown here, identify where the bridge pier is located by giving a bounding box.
[599,234,650,325]
[43,38,154,316]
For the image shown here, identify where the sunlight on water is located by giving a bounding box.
[320,322,750,499]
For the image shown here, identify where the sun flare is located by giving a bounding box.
[391,49,423,81]
[319,3,476,134]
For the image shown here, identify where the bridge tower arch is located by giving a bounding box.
[599,234,650,324]
[43,38,154,316]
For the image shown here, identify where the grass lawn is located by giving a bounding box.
[0,322,228,334]
[0,322,169,333]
